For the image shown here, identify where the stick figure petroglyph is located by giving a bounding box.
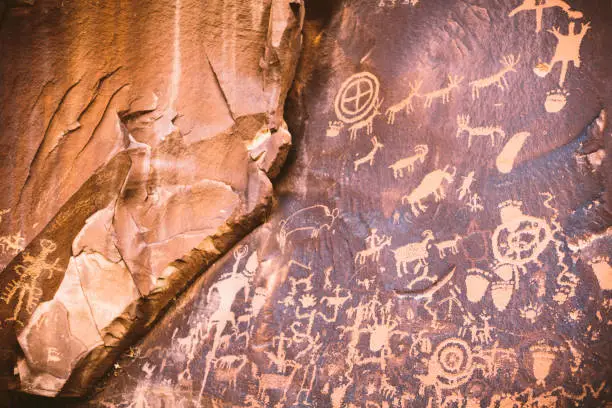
[466,194,484,213]
[1,239,63,325]
[199,246,258,394]
[508,0,583,33]
[324,266,333,290]
[534,21,590,87]
[355,229,392,265]
[354,300,410,371]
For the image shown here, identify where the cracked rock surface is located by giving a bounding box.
[2,0,612,407]
[0,0,304,397]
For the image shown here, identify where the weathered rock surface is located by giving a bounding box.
[2,0,612,407]
[0,0,304,397]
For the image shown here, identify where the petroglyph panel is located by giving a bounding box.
[3,0,612,406]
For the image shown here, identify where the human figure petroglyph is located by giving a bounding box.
[508,0,583,33]
[279,265,314,308]
[385,80,422,124]
[435,234,461,259]
[355,229,392,265]
[289,294,321,343]
[469,55,520,100]
[357,278,373,290]
[422,75,463,108]
[278,205,340,252]
[324,266,333,290]
[349,99,384,141]
[456,115,506,148]
[294,334,324,404]
[392,230,435,277]
[340,292,384,372]
[290,286,350,346]
[432,283,466,322]
[353,300,409,371]
[199,246,258,394]
[263,332,290,373]
[389,144,429,179]
[466,193,484,213]
[354,136,384,171]
[534,21,590,87]
[402,166,456,216]
[460,313,494,345]
[1,239,63,325]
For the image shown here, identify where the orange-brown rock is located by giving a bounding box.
[0,0,304,397]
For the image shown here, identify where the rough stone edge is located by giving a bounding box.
[59,168,275,396]
[52,0,305,397]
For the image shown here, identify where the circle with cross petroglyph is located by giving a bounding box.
[334,72,380,124]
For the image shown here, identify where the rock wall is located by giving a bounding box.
[1,0,612,406]
[0,0,304,397]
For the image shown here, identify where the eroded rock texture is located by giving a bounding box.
[2,0,612,407]
[0,0,304,397]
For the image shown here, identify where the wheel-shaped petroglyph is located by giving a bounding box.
[492,201,553,266]
[334,72,381,124]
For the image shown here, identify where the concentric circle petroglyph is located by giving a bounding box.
[334,72,380,124]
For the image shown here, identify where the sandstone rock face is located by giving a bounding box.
[0,0,304,397]
[2,0,612,407]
